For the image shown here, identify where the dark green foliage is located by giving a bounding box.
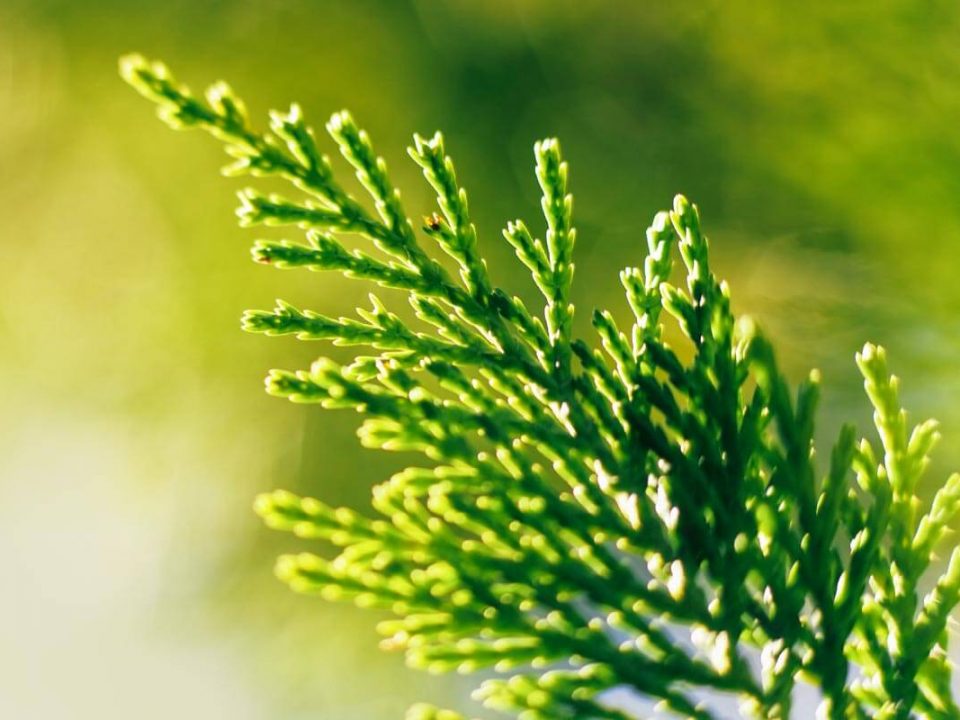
[122,54,960,719]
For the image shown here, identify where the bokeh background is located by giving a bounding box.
[3,1,960,717]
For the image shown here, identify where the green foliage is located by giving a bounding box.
[122,54,960,719]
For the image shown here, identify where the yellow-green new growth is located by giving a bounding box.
[122,53,960,719]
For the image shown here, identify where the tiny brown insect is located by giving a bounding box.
[424,213,443,232]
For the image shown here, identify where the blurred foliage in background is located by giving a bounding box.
[3,1,960,717]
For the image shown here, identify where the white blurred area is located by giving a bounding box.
[0,407,264,719]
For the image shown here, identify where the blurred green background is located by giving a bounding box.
[3,1,960,717]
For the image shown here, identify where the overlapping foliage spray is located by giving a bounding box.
[122,55,960,719]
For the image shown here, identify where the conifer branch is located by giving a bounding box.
[122,54,960,719]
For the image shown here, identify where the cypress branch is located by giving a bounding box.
[123,53,960,719]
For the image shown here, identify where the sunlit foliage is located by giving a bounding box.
[123,54,960,719]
